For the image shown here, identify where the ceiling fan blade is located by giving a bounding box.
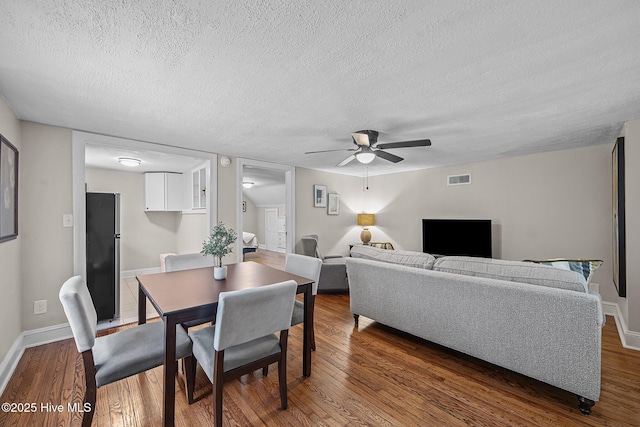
[375,139,431,149]
[337,155,356,166]
[305,148,356,154]
[374,150,403,163]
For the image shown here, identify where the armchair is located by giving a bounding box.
[300,235,349,293]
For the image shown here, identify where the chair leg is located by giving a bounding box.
[184,356,197,404]
[278,330,289,409]
[262,366,269,376]
[213,350,225,427]
[81,351,97,427]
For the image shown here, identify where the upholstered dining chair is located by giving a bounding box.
[59,276,193,427]
[185,280,298,427]
[285,253,322,350]
[165,253,215,272]
[165,253,217,327]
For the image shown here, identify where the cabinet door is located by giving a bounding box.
[165,173,183,211]
[144,173,165,211]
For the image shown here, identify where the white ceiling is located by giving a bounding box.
[1,1,639,177]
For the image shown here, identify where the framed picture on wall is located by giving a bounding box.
[314,185,327,208]
[0,134,19,243]
[328,193,340,215]
[612,137,626,297]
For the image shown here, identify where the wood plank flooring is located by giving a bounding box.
[2,250,640,426]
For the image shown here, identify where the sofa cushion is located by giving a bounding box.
[350,245,435,269]
[433,256,587,293]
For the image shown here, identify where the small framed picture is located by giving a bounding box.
[314,185,327,208]
[0,134,18,243]
[327,193,340,215]
[242,201,246,212]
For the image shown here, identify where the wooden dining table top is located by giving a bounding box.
[137,261,313,316]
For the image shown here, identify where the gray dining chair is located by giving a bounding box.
[59,276,193,427]
[165,253,215,272]
[285,253,322,350]
[185,280,298,427]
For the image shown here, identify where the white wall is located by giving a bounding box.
[20,122,74,331]
[0,96,22,363]
[296,143,616,303]
[623,118,640,331]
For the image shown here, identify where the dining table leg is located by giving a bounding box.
[138,283,147,325]
[303,284,312,377]
[162,316,178,427]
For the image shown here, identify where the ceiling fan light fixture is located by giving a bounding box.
[242,181,254,189]
[355,151,376,164]
[118,157,141,167]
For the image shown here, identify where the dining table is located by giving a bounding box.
[136,261,315,427]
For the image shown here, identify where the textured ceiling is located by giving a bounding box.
[1,1,639,176]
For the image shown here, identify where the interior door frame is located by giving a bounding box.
[236,158,295,262]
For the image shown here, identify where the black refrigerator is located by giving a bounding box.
[86,192,120,321]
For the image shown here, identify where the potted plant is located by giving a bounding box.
[201,222,238,280]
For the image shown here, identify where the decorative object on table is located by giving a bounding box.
[357,213,375,245]
[612,136,626,297]
[313,184,327,207]
[202,222,238,280]
[327,193,340,215]
[0,134,18,243]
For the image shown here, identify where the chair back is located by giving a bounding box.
[285,253,322,295]
[165,253,215,272]
[59,276,97,353]
[301,235,321,259]
[214,280,297,351]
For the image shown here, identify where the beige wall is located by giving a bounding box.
[242,196,258,238]
[85,168,210,269]
[20,122,74,330]
[0,96,22,362]
[623,118,640,331]
[295,143,616,303]
[217,156,238,264]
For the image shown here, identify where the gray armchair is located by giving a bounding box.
[300,235,349,293]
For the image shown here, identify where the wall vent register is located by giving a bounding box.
[448,174,471,186]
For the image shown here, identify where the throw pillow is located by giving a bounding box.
[523,259,603,285]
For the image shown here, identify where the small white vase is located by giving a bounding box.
[214,266,227,280]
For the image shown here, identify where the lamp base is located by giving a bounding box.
[360,228,372,245]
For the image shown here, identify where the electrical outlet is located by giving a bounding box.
[63,214,74,228]
[34,300,47,315]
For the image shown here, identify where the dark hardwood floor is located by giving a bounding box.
[2,249,640,426]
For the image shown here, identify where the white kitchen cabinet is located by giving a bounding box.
[144,172,183,211]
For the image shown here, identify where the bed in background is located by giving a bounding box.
[243,232,258,259]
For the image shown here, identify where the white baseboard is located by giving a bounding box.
[602,302,640,351]
[0,323,72,395]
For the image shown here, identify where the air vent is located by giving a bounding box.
[447,174,471,186]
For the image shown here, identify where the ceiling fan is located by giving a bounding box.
[305,130,431,166]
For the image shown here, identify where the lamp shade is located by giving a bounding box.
[357,213,375,227]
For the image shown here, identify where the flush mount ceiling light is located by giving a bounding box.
[118,157,141,167]
[242,181,254,189]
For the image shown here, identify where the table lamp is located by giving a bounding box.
[357,213,375,245]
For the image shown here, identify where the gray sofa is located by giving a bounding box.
[346,245,604,414]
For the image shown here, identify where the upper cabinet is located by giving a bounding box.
[144,172,183,211]
[192,166,207,210]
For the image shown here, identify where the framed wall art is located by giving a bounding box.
[612,136,626,297]
[328,193,340,215]
[0,134,18,243]
[314,185,327,208]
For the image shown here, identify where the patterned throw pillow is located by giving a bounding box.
[523,259,603,285]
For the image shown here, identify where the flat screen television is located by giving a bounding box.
[422,219,492,258]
